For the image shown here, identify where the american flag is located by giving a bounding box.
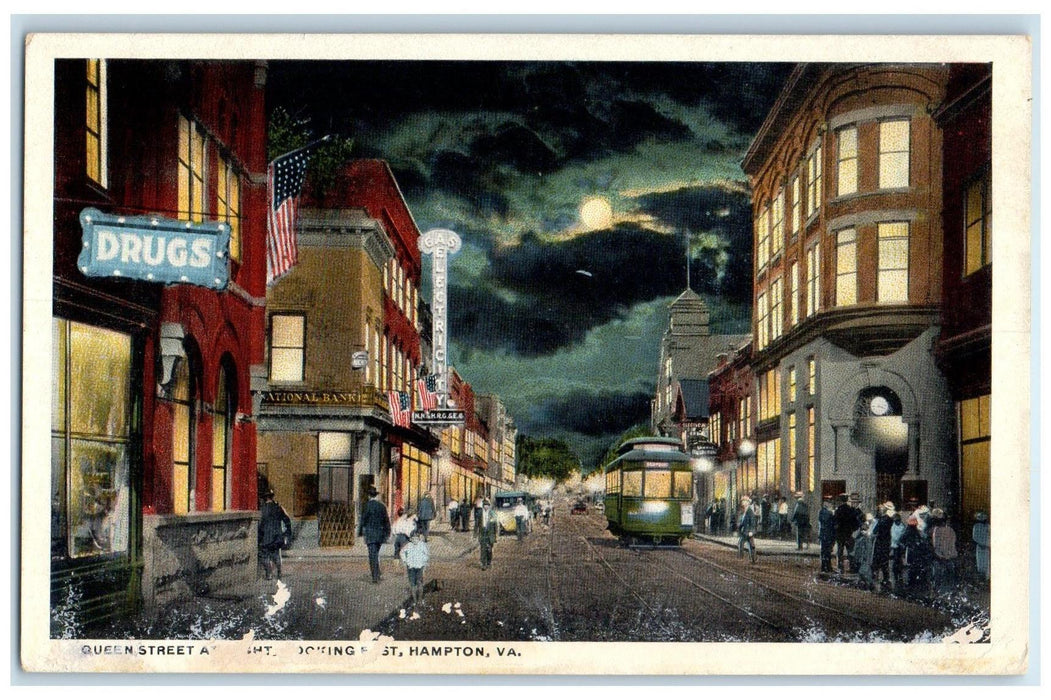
[387,390,411,428]
[415,374,439,411]
[266,140,323,285]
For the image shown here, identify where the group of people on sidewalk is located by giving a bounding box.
[815,493,990,599]
[732,493,812,563]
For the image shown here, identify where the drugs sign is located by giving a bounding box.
[78,208,231,290]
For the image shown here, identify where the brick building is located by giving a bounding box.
[51,59,268,630]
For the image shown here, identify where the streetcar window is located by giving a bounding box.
[644,470,672,498]
[673,471,693,499]
[622,471,642,497]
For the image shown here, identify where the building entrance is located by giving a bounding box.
[852,387,909,506]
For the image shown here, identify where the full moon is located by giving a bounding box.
[579,196,614,230]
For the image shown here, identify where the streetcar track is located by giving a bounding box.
[543,512,561,640]
[676,544,874,627]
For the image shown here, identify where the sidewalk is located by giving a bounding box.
[693,531,820,557]
[284,518,478,562]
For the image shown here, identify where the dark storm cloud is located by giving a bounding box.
[533,390,653,438]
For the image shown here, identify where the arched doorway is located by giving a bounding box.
[850,387,909,506]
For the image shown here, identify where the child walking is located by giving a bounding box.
[400,528,430,606]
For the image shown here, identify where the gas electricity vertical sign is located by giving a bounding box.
[418,228,462,420]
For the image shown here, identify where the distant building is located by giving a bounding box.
[651,288,749,446]
[740,63,959,517]
[706,342,756,526]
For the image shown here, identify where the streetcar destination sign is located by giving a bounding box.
[411,409,466,426]
[78,207,231,290]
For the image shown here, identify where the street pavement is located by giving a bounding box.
[692,530,819,557]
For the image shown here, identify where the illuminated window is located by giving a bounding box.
[381,334,390,391]
[789,262,799,327]
[756,206,770,272]
[877,222,910,303]
[52,318,132,559]
[171,344,198,515]
[772,189,785,259]
[964,170,992,275]
[835,228,857,306]
[958,395,991,522]
[788,412,798,492]
[645,470,673,498]
[216,154,241,262]
[807,407,816,493]
[86,59,107,186]
[879,119,910,189]
[269,314,305,382]
[837,127,858,196]
[759,369,781,422]
[770,276,783,341]
[806,145,822,217]
[808,357,817,395]
[788,367,797,403]
[212,363,235,512]
[622,471,642,497]
[673,472,693,499]
[178,115,207,222]
[756,290,769,350]
[806,242,821,317]
[790,175,801,237]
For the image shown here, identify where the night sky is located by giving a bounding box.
[268,61,793,468]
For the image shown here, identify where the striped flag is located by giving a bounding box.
[266,139,324,285]
[387,390,411,428]
[415,374,439,411]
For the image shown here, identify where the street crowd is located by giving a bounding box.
[704,492,990,600]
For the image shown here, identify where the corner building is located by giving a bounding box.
[740,64,956,517]
[51,59,268,630]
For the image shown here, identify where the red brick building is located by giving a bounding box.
[51,59,267,631]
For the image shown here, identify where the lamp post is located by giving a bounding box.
[689,439,718,533]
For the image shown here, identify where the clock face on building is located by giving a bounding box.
[870,395,891,416]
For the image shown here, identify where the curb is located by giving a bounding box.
[692,534,820,558]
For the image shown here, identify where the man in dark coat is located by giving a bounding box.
[833,494,860,574]
[477,499,499,570]
[258,489,292,580]
[871,502,895,592]
[357,487,391,583]
[790,495,811,550]
[417,491,436,541]
[737,499,758,564]
[817,499,836,573]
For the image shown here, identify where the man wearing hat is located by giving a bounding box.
[737,498,758,564]
[358,487,391,583]
[833,494,861,574]
[817,500,836,573]
[477,499,498,570]
[258,489,292,580]
[871,502,895,592]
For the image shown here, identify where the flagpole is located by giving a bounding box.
[269,134,331,164]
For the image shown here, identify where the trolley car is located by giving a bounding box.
[603,436,694,546]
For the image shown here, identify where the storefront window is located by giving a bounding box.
[211,363,235,512]
[171,345,198,514]
[52,318,132,559]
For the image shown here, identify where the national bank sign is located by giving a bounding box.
[78,208,231,290]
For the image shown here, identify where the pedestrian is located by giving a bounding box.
[417,490,436,541]
[914,504,932,536]
[716,499,726,535]
[853,520,874,590]
[972,511,990,582]
[704,501,716,534]
[818,499,835,573]
[900,515,931,597]
[447,498,459,529]
[778,497,790,540]
[871,502,894,593]
[400,527,430,606]
[473,496,484,535]
[478,499,498,570]
[929,508,958,593]
[357,487,391,584]
[833,494,860,574]
[392,507,416,559]
[737,498,758,564]
[890,511,906,593]
[760,496,772,537]
[790,494,811,550]
[257,489,292,581]
[514,498,529,541]
[542,500,552,527]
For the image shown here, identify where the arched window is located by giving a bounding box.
[171,340,201,514]
[212,359,237,512]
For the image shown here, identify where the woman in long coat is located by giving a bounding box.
[972,512,990,581]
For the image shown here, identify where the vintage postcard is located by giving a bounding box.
[21,31,1031,675]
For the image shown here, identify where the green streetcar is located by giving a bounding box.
[603,436,695,546]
